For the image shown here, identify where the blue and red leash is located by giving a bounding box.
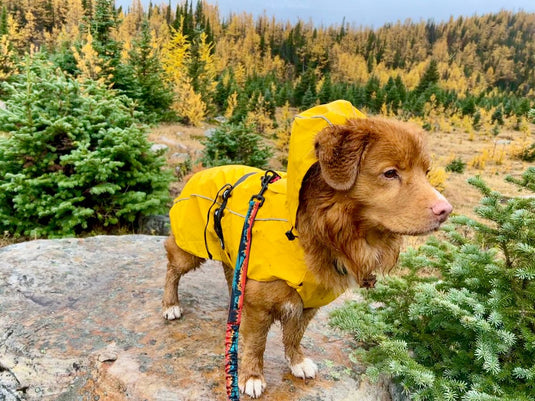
[225,170,280,401]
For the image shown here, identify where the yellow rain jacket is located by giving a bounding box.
[170,100,366,309]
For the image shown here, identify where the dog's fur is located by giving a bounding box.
[162,117,452,398]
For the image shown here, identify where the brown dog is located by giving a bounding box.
[162,105,452,398]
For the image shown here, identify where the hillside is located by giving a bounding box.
[0,0,533,125]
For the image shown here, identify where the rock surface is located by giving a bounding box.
[0,235,394,401]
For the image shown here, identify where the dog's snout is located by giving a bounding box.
[431,200,453,222]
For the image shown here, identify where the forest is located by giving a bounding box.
[0,0,533,131]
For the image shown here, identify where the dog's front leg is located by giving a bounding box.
[238,295,274,398]
[281,306,318,380]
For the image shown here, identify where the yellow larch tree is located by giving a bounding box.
[0,35,17,81]
[442,63,468,94]
[245,93,274,135]
[330,44,369,84]
[275,101,293,167]
[6,15,28,53]
[174,79,207,126]
[162,24,190,85]
[148,6,170,53]
[490,45,515,86]
[115,0,144,60]
[224,91,238,119]
[57,0,85,41]
[195,31,217,106]
[403,60,428,90]
[72,30,107,83]
[42,0,69,48]
[162,23,206,126]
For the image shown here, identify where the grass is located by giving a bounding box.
[148,123,208,198]
[427,126,534,218]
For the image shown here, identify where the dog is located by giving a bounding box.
[162,100,452,398]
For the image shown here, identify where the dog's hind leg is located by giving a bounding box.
[222,263,234,296]
[162,234,204,320]
[281,306,319,380]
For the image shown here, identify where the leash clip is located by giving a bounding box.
[251,170,280,206]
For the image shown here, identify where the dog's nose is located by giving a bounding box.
[432,200,453,223]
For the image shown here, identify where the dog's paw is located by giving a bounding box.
[239,376,266,399]
[290,357,318,379]
[162,305,182,320]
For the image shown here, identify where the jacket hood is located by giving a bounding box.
[286,100,366,228]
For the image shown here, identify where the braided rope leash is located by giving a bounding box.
[225,171,280,401]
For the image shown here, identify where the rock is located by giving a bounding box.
[0,363,23,401]
[0,235,393,400]
[169,152,190,164]
[150,143,169,153]
[204,128,216,138]
[176,143,189,152]
[153,136,185,148]
[495,139,511,145]
[138,215,170,236]
[96,344,120,363]
[0,100,6,110]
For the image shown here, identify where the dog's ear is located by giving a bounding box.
[314,124,370,191]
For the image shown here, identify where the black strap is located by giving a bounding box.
[285,227,298,241]
[204,172,258,259]
[204,184,232,260]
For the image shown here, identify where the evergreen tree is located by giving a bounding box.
[165,0,171,24]
[0,6,8,36]
[365,75,384,113]
[81,0,93,17]
[331,169,535,400]
[301,85,318,109]
[275,82,293,107]
[88,0,122,87]
[180,0,194,39]
[318,73,333,104]
[201,122,272,169]
[461,95,477,116]
[293,67,316,107]
[385,76,401,112]
[414,59,440,96]
[394,75,407,103]
[0,56,171,238]
[122,18,173,121]
[189,31,217,115]
[214,69,237,111]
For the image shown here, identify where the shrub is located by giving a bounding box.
[445,157,466,173]
[515,142,535,162]
[0,57,172,238]
[427,166,448,192]
[331,168,535,400]
[201,122,272,169]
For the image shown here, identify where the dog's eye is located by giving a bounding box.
[383,169,399,179]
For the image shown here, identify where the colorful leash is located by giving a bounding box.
[225,170,280,401]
